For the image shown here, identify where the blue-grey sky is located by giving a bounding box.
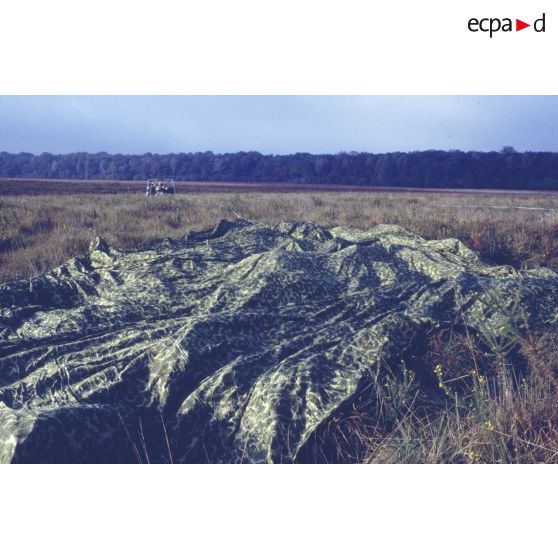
[0,96,557,155]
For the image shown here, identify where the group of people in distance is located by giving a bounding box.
[146,180,175,196]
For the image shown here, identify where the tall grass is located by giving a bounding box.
[1,191,557,282]
[298,304,558,464]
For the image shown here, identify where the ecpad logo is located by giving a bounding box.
[468,13,546,37]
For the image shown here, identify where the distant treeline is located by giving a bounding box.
[1,149,558,190]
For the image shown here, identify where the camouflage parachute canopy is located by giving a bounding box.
[1,219,557,463]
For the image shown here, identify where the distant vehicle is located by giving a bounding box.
[146,179,176,196]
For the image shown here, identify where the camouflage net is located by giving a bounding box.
[1,220,557,463]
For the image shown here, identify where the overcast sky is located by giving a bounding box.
[0,96,557,155]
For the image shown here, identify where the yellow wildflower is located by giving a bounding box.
[465,450,481,462]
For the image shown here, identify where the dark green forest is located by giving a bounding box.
[2,148,558,189]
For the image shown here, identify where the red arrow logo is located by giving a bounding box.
[516,19,530,31]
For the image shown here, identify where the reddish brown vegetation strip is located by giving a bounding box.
[2,177,558,197]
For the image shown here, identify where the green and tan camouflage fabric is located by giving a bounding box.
[1,220,557,463]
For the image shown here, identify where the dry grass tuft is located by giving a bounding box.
[298,327,558,464]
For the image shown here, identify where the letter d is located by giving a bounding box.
[534,13,545,32]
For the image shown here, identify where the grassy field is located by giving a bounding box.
[1,182,558,463]
[1,187,557,283]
